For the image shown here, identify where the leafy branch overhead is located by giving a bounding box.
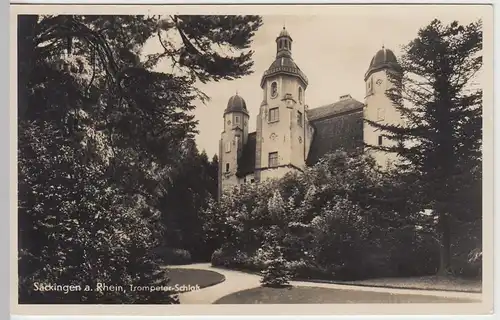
[18,14,262,303]
[151,15,263,83]
[18,15,263,120]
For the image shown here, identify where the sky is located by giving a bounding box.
[147,5,489,157]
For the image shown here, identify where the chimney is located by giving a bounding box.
[339,94,352,100]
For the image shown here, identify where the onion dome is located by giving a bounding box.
[224,94,249,115]
[365,46,402,80]
[261,27,308,88]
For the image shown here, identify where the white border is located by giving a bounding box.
[7,1,497,319]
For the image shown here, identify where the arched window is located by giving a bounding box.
[298,87,303,103]
[270,82,278,98]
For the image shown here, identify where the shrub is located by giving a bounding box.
[259,228,292,287]
[211,247,257,270]
[153,247,192,265]
[207,150,478,282]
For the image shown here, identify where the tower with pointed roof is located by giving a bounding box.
[364,46,403,169]
[254,27,313,182]
[217,27,405,196]
[219,94,250,192]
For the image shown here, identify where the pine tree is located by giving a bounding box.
[260,227,291,287]
[365,19,482,274]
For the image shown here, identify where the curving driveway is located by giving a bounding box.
[170,263,482,304]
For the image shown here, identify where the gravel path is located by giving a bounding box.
[170,263,482,304]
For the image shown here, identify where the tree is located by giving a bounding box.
[158,142,220,261]
[18,14,262,303]
[365,19,482,274]
[260,227,292,287]
[208,150,438,280]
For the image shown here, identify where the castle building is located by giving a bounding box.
[218,27,403,194]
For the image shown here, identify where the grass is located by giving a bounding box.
[211,264,481,293]
[165,268,225,292]
[214,286,479,304]
[335,275,482,293]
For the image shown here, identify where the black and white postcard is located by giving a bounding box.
[10,3,494,316]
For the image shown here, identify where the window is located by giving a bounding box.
[298,87,303,103]
[297,110,303,127]
[225,163,230,172]
[378,136,383,146]
[225,141,231,153]
[250,179,255,183]
[367,77,373,95]
[235,135,240,148]
[268,152,279,167]
[243,177,247,183]
[377,107,385,121]
[269,107,279,122]
[235,116,240,124]
[270,82,278,98]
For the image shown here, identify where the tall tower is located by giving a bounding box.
[219,94,250,194]
[364,46,403,169]
[255,27,309,182]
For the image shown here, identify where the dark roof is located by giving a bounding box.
[307,97,364,121]
[261,56,308,87]
[234,97,365,176]
[365,47,401,80]
[306,109,364,165]
[225,94,249,115]
[237,132,256,177]
[269,56,298,69]
[261,27,307,88]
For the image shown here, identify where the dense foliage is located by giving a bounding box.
[366,19,483,274]
[205,150,444,281]
[259,227,292,287]
[18,14,262,303]
[159,140,220,262]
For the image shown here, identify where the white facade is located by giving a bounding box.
[219,29,403,194]
[363,48,404,169]
[257,74,313,181]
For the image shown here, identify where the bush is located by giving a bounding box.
[260,233,292,287]
[211,247,260,271]
[153,247,192,265]
[206,150,478,282]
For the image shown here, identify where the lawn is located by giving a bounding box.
[165,268,225,292]
[214,286,478,304]
[336,276,481,293]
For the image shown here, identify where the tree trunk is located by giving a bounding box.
[437,210,451,275]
